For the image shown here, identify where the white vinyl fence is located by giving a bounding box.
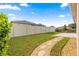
[10,22,55,37]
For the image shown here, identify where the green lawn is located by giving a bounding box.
[8,32,57,56]
[50,37,69,56]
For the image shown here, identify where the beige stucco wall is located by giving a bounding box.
[70,3,77,23]
[77,4,79,56]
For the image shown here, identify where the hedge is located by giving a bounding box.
[0,13,11,56]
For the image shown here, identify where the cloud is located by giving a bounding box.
[20,3,29,7]
[12,16,16,19]
[58,14,65,18]
[42,19,46,21]
[8,14,16,16]
[8,13,16,20]
[32,12,35,14]
[67,14,70,16]
[61,20,67,23]
[0,4,21,11]
[60,3,68,8]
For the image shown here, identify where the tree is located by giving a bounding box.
[68,23,76,32]
[63,25,67,31]
[0,13,11,56]
[68,23,76,28]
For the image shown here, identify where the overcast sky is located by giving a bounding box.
[0,3,73,27]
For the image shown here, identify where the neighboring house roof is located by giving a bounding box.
[11,20,46,27]
[11,20,36,25]
[36,24,46,27]
[50,26,55,28]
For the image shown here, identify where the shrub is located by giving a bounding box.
[0,13,11,56]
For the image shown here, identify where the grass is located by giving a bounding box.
[8,32,57,56]
[50,37,69,56]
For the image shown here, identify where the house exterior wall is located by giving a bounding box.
[10,23,55,37]
[70,3,77,55]
[77,4,79,56]
[70,3,77,23]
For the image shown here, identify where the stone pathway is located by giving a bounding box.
[31,36,63,56]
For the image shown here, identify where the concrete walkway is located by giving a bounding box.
[31,33,76,56]
[54,33,76,38]
[31,37,63,56]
